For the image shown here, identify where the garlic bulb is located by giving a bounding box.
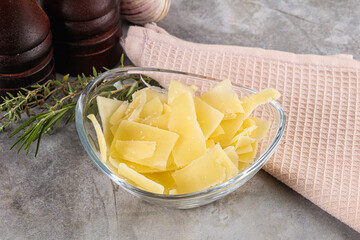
[120,0,171,25]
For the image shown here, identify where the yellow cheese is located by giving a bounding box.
[105,158,127,181]
[142,111,170,130]
[223,112,238,120]
[109,101,129,136]
[224,146,239,169]
[249,117,271,140]
[91,81,278,195]
[142,103,171,130]
[209,125,225,138]
[118,163,165,194]
[167,80,195,105]
[124,91,142,116]
[248,88,281,104]
[132,87,168,104]
[194,97,224,139]
[206,139,216,149]
[172,144,237,194]
[115,140,156,161]
[110,122,122,136]
[96,96,123,145]
[109,101,129,125]
[200,79,244,116]
[110,120,179,170]
[166,153,179,171]
[169,189,178,195]
[172,152,225,194]
[125,90,147,121]
[236,144,253,155]
[140,97,164,119]
[108,155,120,169]
[212,114,247,147]
[87,114,107,163]
[238,162,250,172]
[212,88,280,147]
[168,92,206,167]
[231,135,256,149]
[143,171,176,194]
[109,156,174,173]
[238,141,258,163]
[237,118,258,136]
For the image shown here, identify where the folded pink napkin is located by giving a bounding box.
[121,24,360,232]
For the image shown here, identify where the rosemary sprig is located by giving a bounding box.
[0,57,160,157]
[0,73,89,131]
[9,102,77,156]
[0,71,98,156]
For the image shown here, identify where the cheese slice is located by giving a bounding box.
[172,144,237,194]
[115,140,156,161]
[126,91,147,121]
[141,97,164,119]
[87,114,107,163]
[132,87,168,104]
[96,96,122,145]
[143,171,177,194]
[238,141,258,163]
[209,125,225,138]
[206,139,216,149]
[200,79,244,116]
[168,92,206,167]
[109,101,129,126]
[236,118,258,137]
[224,146,239,169]
[167,80,195,105]
[236,144,253,155]
[249,117,271,140]
[231,135,256,149]
[118,163,165,194]
[194,97,224,139]
[238,162,251,172]
[213,88,280,147]
[110,120,179,170]
[109,156,175,174]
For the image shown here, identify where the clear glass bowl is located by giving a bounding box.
[75,67,286,209]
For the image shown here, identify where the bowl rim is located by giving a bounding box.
[75,66,286,199]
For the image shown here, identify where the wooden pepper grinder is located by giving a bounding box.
[39,0,122,76]
[0,0,55,98]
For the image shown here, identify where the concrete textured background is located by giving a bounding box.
[1,0,360,239]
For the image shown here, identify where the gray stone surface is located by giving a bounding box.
[1,0,360,239]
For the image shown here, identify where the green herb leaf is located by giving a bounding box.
[1,54,162,157]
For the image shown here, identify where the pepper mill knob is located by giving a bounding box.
[0,0,55,98]
[40,0,122,76]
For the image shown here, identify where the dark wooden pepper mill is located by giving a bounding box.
[0,0,55,99]
[39,0,122,76]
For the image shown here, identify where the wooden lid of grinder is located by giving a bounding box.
[40,0,116,22]
[40,0,122,76]
[0,0,55,98]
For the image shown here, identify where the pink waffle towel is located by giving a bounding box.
[122,24,360,232]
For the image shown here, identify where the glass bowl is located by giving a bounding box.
[75,67,286,209]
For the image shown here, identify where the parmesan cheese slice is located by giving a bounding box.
[141,97,164,119]
[115,140,156,161]
[200,79,245,115]
[110,120,179,170]
[172,144,237,194]
[87,114,107,163]
[194,97,224,139]
[96,96,122,145]
[109,101,129,126]
[118,163,165,194]
[169,92,206,167]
